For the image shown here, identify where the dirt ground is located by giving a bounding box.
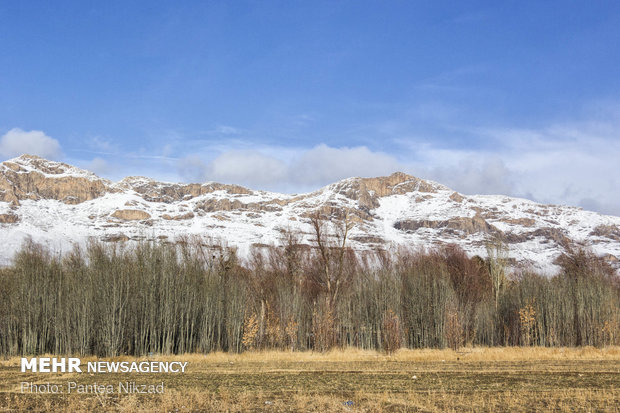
[1,347,618,412]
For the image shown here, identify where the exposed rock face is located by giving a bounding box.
[0,213,19,224]
[301,203,367,222]
[195,198,247,212]
[324,173,445,221]
[331,172,442,211]
[118,177,252,203]
[449,192,465,203]
[0,155,112,204]
[0,156,261,206]
[111,209,151,220]
[590,224,620,241]
[501,218,536,227]
[529,228,571,247]
[193,198,284,214]
[162,212,195,221]
[503,227,570,247]
[394,215,499,236]
[103,233,130,242]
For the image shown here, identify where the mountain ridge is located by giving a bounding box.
[1,154,619,273]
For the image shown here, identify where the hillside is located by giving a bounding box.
[1,154,619,273]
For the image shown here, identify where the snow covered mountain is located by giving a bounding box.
[1,154,619,274]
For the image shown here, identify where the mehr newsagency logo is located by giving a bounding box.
[20,357,187,395]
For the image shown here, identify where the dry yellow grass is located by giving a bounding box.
[2,345,618,367]
[1,347,618,412]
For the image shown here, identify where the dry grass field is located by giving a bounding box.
[1,347,618,412]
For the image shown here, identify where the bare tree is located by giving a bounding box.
[309,209,356,310]
[486,239,508,312]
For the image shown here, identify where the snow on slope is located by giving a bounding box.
[1,155,619,274]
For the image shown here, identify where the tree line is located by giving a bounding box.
[0,218,618,356]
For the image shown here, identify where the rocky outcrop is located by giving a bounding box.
[194,198,283,214]
[301,203,369,222]
[590,224,620,241]
[0,213,19,224]
[111,209,151,220]
[501,218,536,227]
[0,155,112,204]
[195,198,247,212]
[503,227,570,247]
[394,215,499,236]
[0,156,260,206]
[103,233,130,242]
[449,192,465,203]
[330,172,442,212]
[162,212,195,220]
[118,177,252,203]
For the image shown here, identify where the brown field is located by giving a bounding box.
[1,347,619,412]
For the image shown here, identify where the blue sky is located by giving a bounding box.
[1,1,620,215]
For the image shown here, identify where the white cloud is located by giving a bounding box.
[478,119,620,215]
[292,144,402,186]
[209,151,288,187]
[89,136,116,152]
[424,157,514,196]
[177,151,288,188]
[401,114,620,216]
[173,124,620,217]
[0,128,62,159]
[84,157,111,176]
[113,105,620,217]
[177,144,404,192]
[177,155,208,183]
